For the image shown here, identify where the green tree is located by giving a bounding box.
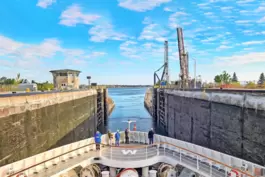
[220,71,231,84]
[214,71,231,84]
[232,72,238,82]
[214,75,222,83]
[258,73,265,85]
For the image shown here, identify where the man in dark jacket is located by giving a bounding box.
[148,128,154,145]
[125,128,129,144]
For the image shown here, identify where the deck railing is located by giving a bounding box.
[0,132,264,177]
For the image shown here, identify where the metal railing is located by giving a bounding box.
[1,132,265,177]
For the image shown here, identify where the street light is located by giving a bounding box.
[87,76,91,89]
[192,58,197,89]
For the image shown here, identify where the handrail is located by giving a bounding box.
[161,142,254,177]
[7,143,96,177]
[6,141,255,177]
[6,143,155,177]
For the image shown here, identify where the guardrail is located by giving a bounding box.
[1,132,264,177]
[155,87,265,94]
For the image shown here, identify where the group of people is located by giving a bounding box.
[93,128,155,150]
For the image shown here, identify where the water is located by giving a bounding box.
[107,87,153,132]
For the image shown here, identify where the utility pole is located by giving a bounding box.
[192,58,197,89]
[164,41,169,84]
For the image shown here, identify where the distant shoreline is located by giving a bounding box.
[104,85,152,88]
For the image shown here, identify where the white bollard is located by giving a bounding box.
[101,171,110,177]
[149,170,157,177]
[142,167,149,177]
[110,167,117,177]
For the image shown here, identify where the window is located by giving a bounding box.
[59,73,67,76]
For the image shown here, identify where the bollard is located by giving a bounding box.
[101,171,110,177]
[110,167,116,177]
[142,167,149,177]
[149,170,157,177]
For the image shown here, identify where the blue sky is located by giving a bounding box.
[0,0,265,85]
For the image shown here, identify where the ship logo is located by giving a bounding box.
[121,150,137,155]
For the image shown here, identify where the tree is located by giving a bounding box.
[258,73,265,85]
[245,82,256,89]
[232,72,238,82]
[214,71,231,84]
[220,71,231,84]
[214,75,222,83]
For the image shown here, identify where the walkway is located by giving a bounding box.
[1,132,264,177]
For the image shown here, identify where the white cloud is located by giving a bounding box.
[164,7,172,11]
[142,17,152,24]
[215,52,265,66]
[88,23,128,42]
[197,3,211,9]
[258,16,265,23]
[59,4,100,26]
[37,0,56,8]
[235,20,252,25]
[119,40,168,60]
[256,6,265,12]
[86,52,106,58]
[242,40,265,45]
[0,35,106,69]
[168,11,188,28]
[216,45,232,50]
[138,24,168,42]
[118,0,171,12]
[236,0,255,5]
[201,34,223,43]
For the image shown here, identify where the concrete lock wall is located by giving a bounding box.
[0,89,115,166]
[145,88,265,165]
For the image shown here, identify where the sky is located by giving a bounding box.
[0,0,265,85]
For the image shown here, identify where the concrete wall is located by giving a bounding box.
[144,88,153,116]
[146,88,265,165]
[0,90,111,166]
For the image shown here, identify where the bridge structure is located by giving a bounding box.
[1,132,264,177]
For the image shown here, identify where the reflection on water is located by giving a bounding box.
[107,87,154,132]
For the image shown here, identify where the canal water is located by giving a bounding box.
[107,87,154,132]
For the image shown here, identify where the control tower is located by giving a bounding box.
[50,69,81,89]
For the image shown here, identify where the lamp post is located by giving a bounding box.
[192,58,197,89]
[87,76,91,89]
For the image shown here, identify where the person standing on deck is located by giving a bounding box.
[148,128,154,145]
[108,130,113,146]
[115,130,120,146]
[94,131,102,150]
[125,128,129,144]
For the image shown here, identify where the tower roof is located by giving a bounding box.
[49,69,81,73]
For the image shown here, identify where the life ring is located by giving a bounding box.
[228,169,239,177]
[16,173,27,177]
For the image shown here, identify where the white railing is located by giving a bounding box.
[0,132,264,177]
